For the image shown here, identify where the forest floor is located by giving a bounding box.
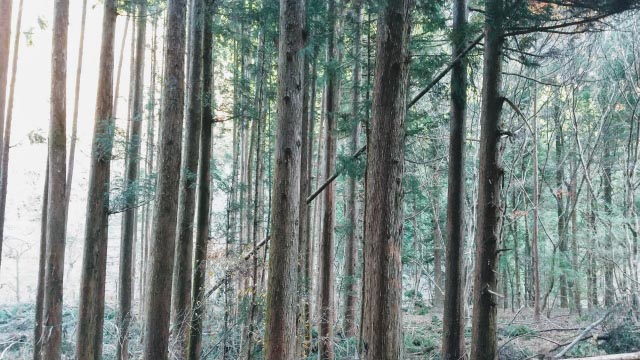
[0,303,638,359]
[405,305,640,359]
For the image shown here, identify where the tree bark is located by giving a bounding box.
[187,2,214,357]
[117,2,146,359]
[42,0,69,358]
[342,0,361,339]
[0,0,23,270]
[75,0,117,358]
[143,0,187,358]
[319,1,340,358]
[360,0,412,358]
[603,127,615,307]
[469,0,505,358]
[170,0,203,355]
[263,0,305,358]
[33,161,48,360]
[442,0,468,356]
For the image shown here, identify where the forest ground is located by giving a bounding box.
[0,303,638,359]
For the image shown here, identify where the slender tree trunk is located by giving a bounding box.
[442,0,468,356]
[532,80,541,321]
[342,0,361,339]
[469,0,505,358]
[360,0,412,358]
[512,193,521,308]
[245,28,267,360]
[187,2,214,356]
[117,2,146,359]
[75,1,117,358]
[555,111,569,309]
[263,0,305,358]
[112,17,129,119]
[33,161,48,360]
[432,196,444,305]
[319,1,340,357]
[587,191,598,309]
[0,0,12,272]
[603,130,615,307]
[143,0,187,358]
[0,0,23,263]
[42,0,69,357]
[570,163,581,314]
[64,0,88,222]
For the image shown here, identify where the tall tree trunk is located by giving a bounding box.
[112,17,129,119]
[171,0,203,355]
[555,111,569,309]
[319,0,340,357]
[0,0,23,264]
[42,0,69,358]
[0,0,12,271]
[587,191,598,309]
[187,2,214,357]
[33,161,48,360]
[360,0,412,358]
[64,0,88,222]
[570,162,581,314]
[342,0,361,339]
[263,0,305,358]
[532,80,541,321]
[603,128,615,307]
[117,2,146,359]
[75,0,117,358]
[442,0,468,356]
[469,0,505,358]
[143,0,187,358]
[245,28,267,360]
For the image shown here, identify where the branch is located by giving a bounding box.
[553,305,618,358]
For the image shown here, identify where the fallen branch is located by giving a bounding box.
[305,33,485,205]
[205,236,269,299]
[562,352,640,360]
[553,306,618,358]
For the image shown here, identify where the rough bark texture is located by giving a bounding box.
[117,2,146,359]
[441,0,467,358]
[42,0,69,358]
[360,0,412,359]
[171,0,203,355]
[33,161,48,360]
[143,0,187,358]
[263,0,304,358]
[187,2,214,359]
[469,0,504,358]
[75,0,116,358]
[342,0,361,339]
[319,1,339,358]
[603,128,615,307]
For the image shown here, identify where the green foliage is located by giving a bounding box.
[599,322,640,354]
[501,324,536,338]
[404,328,438,356]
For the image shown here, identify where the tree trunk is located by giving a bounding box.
[112,17,129,120]
[187,2,214,357]
[0,0,23,267]
[360,0,412,358]
[171,0,203,355]
[587,191,598,309]
[532,80,541,321]
[342,0,361,339]
[143,0,187,358]
[263,0,304,358]
[33,161,48,360]
[603,128,615,307]
[64,0,88,222]
[319,1,340,358]
[555,111,569,309]
[42,0,69,358]
[75,0,117,358]
[0,0,12,271]
[117,2,146,359]
[469,0,505,358]
[570,162,581,314]
[441,0,469,344]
